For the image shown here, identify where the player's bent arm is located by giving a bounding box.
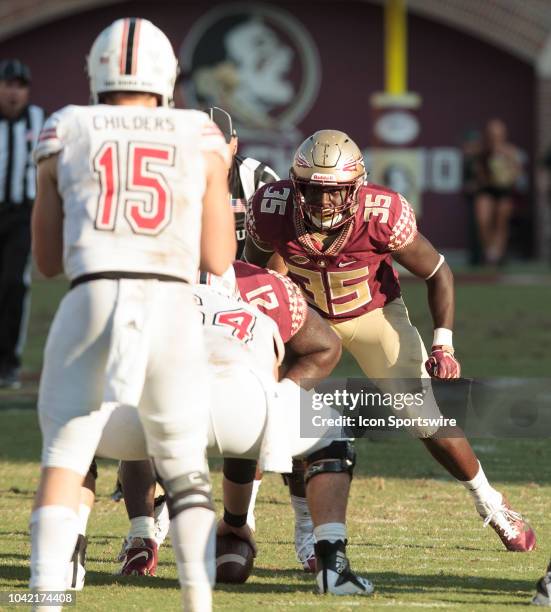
[32,155,64,278]
[282,307,342,389]
[242,234,274,267]
[200,151,236,276]
[391,232,454,330]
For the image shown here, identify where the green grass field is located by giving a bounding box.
[1,273,551,610]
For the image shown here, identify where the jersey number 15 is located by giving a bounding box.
[93,141,175,235]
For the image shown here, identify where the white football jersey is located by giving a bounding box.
[194,284,284,375]
[34,104,229,282]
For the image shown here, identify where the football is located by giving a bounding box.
[215,533,255,584]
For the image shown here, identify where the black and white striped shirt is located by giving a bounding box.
[230,155,279,213]
[230,155,279,258]
[0,104,44,206]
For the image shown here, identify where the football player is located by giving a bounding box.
[30,18,235,611]
[95,263,373,595]
[244,129,536,556]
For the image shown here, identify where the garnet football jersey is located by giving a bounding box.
[246,180,417,321]
[234,260,308,343]
[34,104,229,282]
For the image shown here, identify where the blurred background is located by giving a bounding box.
[2,0,551,264]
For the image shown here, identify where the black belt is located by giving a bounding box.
[70,271,188,290]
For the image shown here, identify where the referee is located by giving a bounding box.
[209,107,279,258]
[0,60,44,388]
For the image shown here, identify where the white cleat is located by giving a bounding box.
[295,523,316,573]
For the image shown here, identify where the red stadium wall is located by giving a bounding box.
[0,1,535,251]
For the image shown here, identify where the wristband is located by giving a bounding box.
[433,328,453,348]
[223,507,248,528]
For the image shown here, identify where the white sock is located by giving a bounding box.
[30,505,79,590]
[291,495,313,529]
[77,503,91,537]
[461,462,503,509]
[314,522,346,544]
[247,479,262,516]
[246,479,262,531]
[128,516,156,540]
[170,507,215,610]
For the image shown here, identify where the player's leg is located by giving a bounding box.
[31,282,117,595]
[218,458,257,553]
[95,404,169,575]
[210,368,268,552]
[280,380,372,595]
[338,298,536,551]
[117,460,159,576]
[300,441,372,595]
[138,283,215,610]
[66,462,96,591]
[283,460,316,572]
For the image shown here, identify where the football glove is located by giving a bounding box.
[425,345,461,379]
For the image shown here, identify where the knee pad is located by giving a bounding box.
[305,441,356,484]
[161,471,214,519]
[223,458,257,484]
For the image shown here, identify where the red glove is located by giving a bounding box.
[425,345,461,379]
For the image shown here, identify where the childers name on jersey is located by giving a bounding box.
[92,115,175,132]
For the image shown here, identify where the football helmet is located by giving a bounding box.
[291,130,366,231]
[87,18,178,106]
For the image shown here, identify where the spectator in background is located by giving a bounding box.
[473,118,521,266]
[0,60,44,388]
[461,129,482,266]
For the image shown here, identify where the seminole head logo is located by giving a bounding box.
[179,3,320,135]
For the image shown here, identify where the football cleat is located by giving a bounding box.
[66,534,87,591]
[314,539,373,595]
[119,537,158,576]
[478,496,536,552]
[295,522,316,573]
[532,560,551,606]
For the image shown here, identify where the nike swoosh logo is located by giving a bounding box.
[337,260,356,267]
[125,551,150,566]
